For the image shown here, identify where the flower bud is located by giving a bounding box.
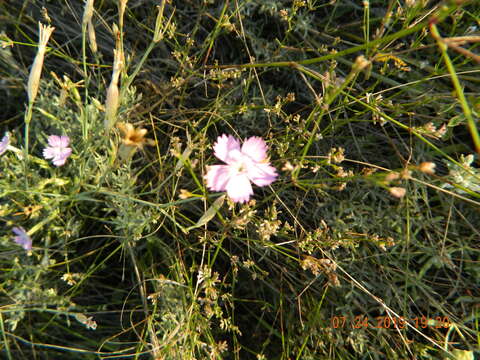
[353,55,370,72]
[83,0,94,26]
[153,3,166,42]
[104,49,122,131]
[389,187,406,198]
[419,161,436,175]
[27,23,55,103]
[83,0,97,54]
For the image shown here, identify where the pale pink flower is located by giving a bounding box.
[205,134,277,203]
[43,135,72,166]
[0,132,9,155]
[12,226,32,251]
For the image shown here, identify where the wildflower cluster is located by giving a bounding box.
[2,0,478,358]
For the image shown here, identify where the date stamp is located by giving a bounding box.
[330,315,451,330]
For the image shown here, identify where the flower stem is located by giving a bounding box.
[430,23,480,156]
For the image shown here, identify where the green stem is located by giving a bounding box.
[363,0,370,57]
[213,6,456,69]
[24,102,33,154]
[430,23,480,156]
[81,19,89,140]
[23,101,34,186]
[122,2,171,94]
[0,313,12,360]
[292,62,364,178]
[123,41,156,90]
[342,90,480,188]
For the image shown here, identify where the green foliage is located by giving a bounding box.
[1,0,479,359]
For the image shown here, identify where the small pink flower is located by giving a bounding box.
[0,132,9,156]
[205,134,277,203]
[12,226,32,251]
[43,135,72,166]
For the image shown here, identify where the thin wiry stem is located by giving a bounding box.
[24,22,54,175]
[430,23,480,156]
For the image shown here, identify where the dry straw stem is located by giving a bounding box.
[27,22,55,104]
[442,36,480,64]
[83,0,97,54]
[112,23,125,69]
[118,0,128,30]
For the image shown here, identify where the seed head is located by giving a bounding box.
[27,23,55,103]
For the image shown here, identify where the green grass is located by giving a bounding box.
[1,0,479,359]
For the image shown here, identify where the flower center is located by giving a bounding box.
[233,160,247,174]
[226,150,249,175]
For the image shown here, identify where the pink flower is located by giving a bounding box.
[12,226,32,251]
[205,134,277,203]
[0,132,9,156]
[43,135,72,166]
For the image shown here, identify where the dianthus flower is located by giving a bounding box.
[0,132,10,156]
[117,122,155,149]
[43,135,72,166]
[205,134,277,203]
[12,226,32,251]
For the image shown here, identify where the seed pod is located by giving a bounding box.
[104,49,122,131]
[27,23,55,103]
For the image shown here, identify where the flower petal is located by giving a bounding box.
[47,135,63,147]
[247,162,278,187]
[60,147,73,159]
[12,227,25,237]
[137,129,147,137]
[52,158,67,166]
[44,135,72,166]
[57,135,70,147]
[213,134,241,163]
[43,146,58,160]
[225,173,253,203]
[12,226,32,251]
[205,165,231,191]
[51,148,72,166]
[241,136,268,162]
[0,133,10,155]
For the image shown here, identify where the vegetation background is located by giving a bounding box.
[0,0,479,359]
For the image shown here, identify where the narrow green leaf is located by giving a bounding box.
[186,195,225,232]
